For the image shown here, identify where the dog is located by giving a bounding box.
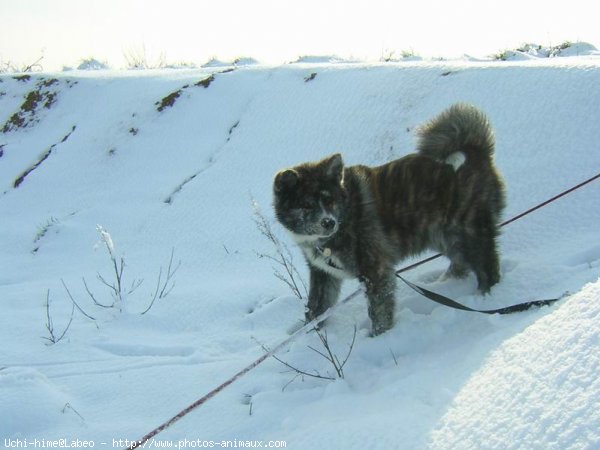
[273,103,506,335]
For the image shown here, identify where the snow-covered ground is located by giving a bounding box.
[1,49,600,449]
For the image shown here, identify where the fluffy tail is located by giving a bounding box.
[416,103,495,168]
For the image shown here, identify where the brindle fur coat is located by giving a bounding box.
[273,103,506,335]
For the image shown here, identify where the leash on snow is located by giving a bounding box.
[396,275,561,314]
[126,170,600,449]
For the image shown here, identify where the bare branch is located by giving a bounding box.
[83,277,113,308]
[270,353,335,381]
[141,248,180,315]
[127,278,144,295]
[1,53,44,73]
[53,228,181,319]
[306,344,333,363]
[314,327,344,378]
[281,373,303,392]
[22,55,44,73]
[62,403,85,421]
[61,279,96,321]
[257,324,357,388]
[45,290,53,336]
[96,273,118,296]
[116,257,125,293]
[158,248,180,299]
[253,337,335,382]
[42,289,75,345]
[252,197,307,299]
[338,325,357,371]
[307,326,357,379]
[148,267,163,305]
[389,347,399,366]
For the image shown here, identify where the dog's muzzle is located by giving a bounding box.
[320,217,336,232]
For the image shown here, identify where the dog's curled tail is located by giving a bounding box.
[416,103,495,168]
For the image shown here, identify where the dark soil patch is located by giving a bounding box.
[228,121,240,135]
[195,74,215,88]
[226,121,240,142]
[22,90,43,111]
[2,78,64,133]
[156,69,233,113]
[14,125,76,188]
[156,90,182,112]
[13,75,31,82]
[40,78,59,87]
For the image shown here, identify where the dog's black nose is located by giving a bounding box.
[321,217,336,231]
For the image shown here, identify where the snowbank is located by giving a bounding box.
[430,279,600,449]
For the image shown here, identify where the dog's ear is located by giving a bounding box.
[323,153,344,181]
[274,169,299,192]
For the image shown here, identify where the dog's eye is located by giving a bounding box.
[321,192,333,207]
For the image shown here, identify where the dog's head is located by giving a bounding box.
[273,153,347,243]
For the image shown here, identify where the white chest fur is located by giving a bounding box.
[303,246,353,279]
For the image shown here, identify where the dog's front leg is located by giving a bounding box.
[306,267,342,323]
[361,269,396,336]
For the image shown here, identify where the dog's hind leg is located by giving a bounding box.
[442,240,470,281]
[459,231,501,293]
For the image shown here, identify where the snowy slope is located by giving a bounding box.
[430,280,600,450]
[1,55,600,449]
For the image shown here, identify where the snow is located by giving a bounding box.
[1,52,600,449]
[76,59,111,71]
[292,55,349,64]
[201,59,237,69]
[492,42,600,61]
[430,280,600,450]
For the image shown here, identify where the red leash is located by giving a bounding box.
[126,291,362,449]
